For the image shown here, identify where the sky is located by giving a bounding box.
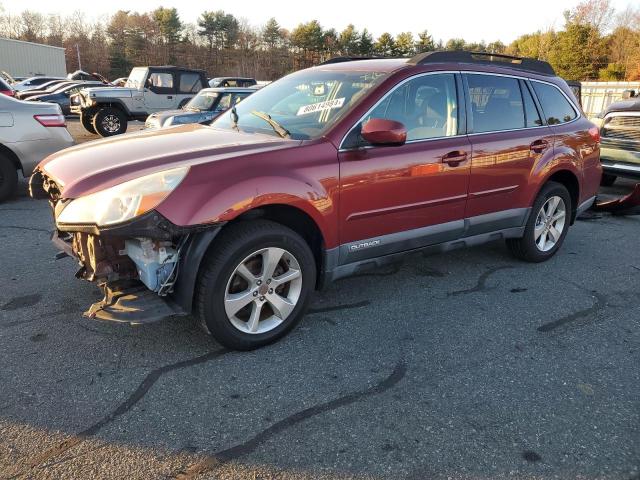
[0,0,637,43]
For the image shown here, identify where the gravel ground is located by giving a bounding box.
[0,134,638,479]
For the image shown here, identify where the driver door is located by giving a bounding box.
[144,71,178,112]
[338,73,471,264]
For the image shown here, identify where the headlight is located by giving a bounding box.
[167,115,197,126]
[56,167,189,226]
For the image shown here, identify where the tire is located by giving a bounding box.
[600,173,617,187]
[80,111,97,134]
[92,107,128,137]
[507,181,572,263]
[0,154,18,202]
[196,220,316,350]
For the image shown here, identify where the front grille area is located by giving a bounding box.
[602,115,640,142]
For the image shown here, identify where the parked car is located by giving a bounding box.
[208,77,257,88]
[145,87,255,129]
[592,90,640,185]
[29,81,106,115]
[112,77,128,87]
[0,95,73,201]
[67,70,110,84]
[17,81,78,100]
[70,66,208,136]
[0,77,15,97]
[31,51,601,350]
[13,76,65,92]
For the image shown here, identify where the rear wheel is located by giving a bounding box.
[93,107,128,137]
[80,111,97,134]
[0,154,18,202]
[600,173,617,187]
[507,181,572,262]
[196,220,316,350]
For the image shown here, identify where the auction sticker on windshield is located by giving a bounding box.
[297,98,345,116]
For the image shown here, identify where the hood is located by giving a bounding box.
[39,124,299,198]
[602,98,640,116]
[83,86,135,98]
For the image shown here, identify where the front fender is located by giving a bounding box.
[156,140,340,248]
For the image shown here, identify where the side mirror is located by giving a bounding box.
[361,118,407,146]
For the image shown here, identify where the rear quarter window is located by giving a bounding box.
[531,82,578,125]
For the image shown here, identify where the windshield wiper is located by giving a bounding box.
[250,110,290,138]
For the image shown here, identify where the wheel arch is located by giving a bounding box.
[0,142,23,175]
[540,168,581,224]
[93,100,133,118]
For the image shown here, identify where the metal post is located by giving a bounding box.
[76,44,82,71]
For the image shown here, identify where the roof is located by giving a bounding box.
[200,87,257,93]
[138,66,206,73]
[602,97,640,116]
[0,37,65,51]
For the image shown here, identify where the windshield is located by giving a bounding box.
[213,69,388,140]
[186,91,219,111]
[125,68,148,89]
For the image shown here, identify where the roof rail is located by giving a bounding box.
[319,56,378,65]
[407,51,555,76]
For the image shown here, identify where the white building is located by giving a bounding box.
[0,38,67,77]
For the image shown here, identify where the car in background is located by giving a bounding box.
[70,66,208,136]
[0,94,73,201]
[112,77,128,87]
[592,90,640,185]
[13,76,65,92]
[32,51,601,350]
[16,80,78,100]
[208,77,257,88]
[0,78,15,97]
[29,81,107,115]
[67,70,110,83]
[144,87,255,129]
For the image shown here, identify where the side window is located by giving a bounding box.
[467,74,525,133]
[521,81,542,127]
[343,73,458,148]
[147,72,174,94]
[179,73,203,94]
[232,93,250,106]
[531,82,578,125]
[215,94,233,111]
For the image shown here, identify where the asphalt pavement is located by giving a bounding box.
[0,169,639,479]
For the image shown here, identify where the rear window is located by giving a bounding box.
[531,82,578,125]
[467,74,525,133]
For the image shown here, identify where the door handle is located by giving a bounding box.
[167,95,173,99]
[441,151,467,167]
[530,139,549,154]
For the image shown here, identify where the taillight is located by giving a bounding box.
[0,89,14,97]
[34,114,66,127]
[588,126,600,143]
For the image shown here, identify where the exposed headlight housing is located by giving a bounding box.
[56,167,189,227]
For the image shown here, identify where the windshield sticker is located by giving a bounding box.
[297,98,345,116]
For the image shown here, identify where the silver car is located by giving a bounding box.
[0,94,73,201]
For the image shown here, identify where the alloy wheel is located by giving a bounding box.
[534,195,567,252]
[224,247,303,334]
[102,114,121,133]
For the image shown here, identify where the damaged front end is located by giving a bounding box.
[30,170,221,325]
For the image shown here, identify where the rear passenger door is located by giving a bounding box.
[464,73,554,233]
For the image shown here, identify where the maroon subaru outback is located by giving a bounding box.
[31,52,602,350]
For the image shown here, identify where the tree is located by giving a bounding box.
[486,40,506,54]
[445,38,466,50]
[290,20,324,55]
[20,10,45,42]
[152,7,182,45]
[338,24,359,55]
[395,32,415,56]
[375,32,395,56]
[415,30,435,53]
[357,29,374,55]
[262,17,283,49]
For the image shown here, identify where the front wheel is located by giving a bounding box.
[92,107,128,137]
[507,181,572,262]
[196,220,316,350]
